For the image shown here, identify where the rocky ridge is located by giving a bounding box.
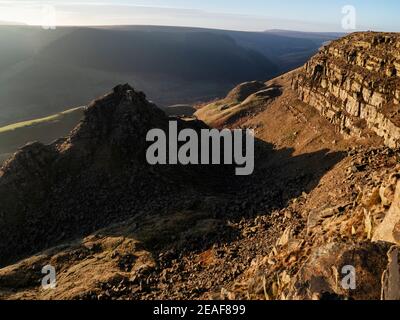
[0,84,229,267]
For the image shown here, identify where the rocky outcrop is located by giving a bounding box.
[0,84,227,267]
[0,85,162,266]
[293,32,400,148]
[288,242,389,300]
[381,246,400,300]
[373,180,400,245]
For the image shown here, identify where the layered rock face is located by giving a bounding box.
[293,32,400,148]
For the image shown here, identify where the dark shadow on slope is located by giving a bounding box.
[122,139,346,253]
[85,135,346,264]
[0,84,346,300]
[0,136,346,300]
[0,136,345,269]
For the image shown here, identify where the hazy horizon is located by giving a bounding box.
[0,23,349,34]
[1,0,400,33]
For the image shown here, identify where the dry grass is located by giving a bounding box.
[0,107,83,134]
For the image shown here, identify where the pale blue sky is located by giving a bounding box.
[0,0,399,32]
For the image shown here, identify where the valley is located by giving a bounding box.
[0,25,339,127]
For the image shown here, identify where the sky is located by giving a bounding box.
[0,0,399,32]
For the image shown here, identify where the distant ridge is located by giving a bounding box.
[0,21,25,26]
[0,25,339,127]
[265,29,346,41]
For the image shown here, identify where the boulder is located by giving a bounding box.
[381,246,400,300]
[287,242,389,300]
[373,181,400,245]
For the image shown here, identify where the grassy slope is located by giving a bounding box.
[0,107,84,164]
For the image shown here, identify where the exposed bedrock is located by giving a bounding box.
[293,32,400,148]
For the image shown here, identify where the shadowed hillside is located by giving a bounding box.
[0,25,340,127]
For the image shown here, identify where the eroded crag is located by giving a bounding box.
[293,32,400,148]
